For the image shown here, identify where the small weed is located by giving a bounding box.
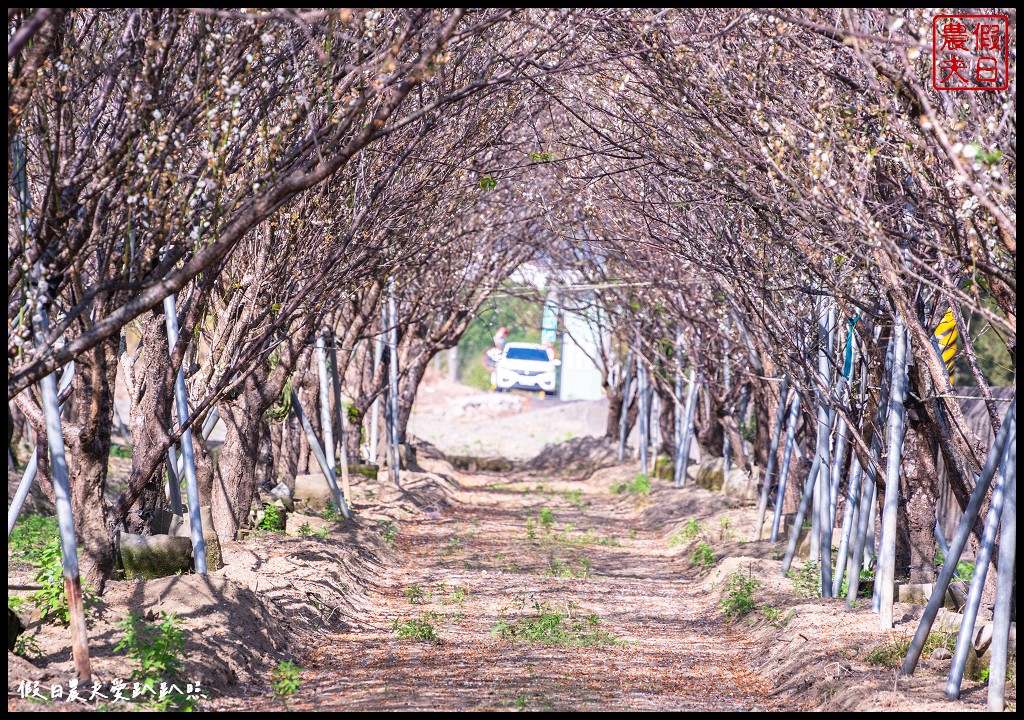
[314,527,330,539]
[538,507,555,528]
[493,598,618,646]
[669,518,704,546]
[629,529,638,540]
[611,473,651,498]
[718,517,736,541]
[259,503,286,532]
[562,489,585,507]
[445,536,463,554]
[271,660,303,706]
[547,555,593,579]
[514,693,528,711]
[438,583,469,605]
[690,542,716,567]
[363,488,377,503]
[865,632,912,669]
[13,631,42,658]
[297,522,313,537]
[786,561,821,599]
[405,585,427,604]
[392,617,439,642]
[761,606,794,628]
[378,520,399,546]
[321,503,343,521]
[720,569,761,621]
[525,516,537,542]
[108,444,133,459]
[115,611,193,710]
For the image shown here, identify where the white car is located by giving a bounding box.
[495,342,559,394]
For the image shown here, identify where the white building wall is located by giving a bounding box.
[558,310,606,401]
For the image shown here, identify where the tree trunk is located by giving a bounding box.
[212,377,264,541]
[899,401,939,583]
[656,383,675,457]
[123,315,175,534]
[65,336,119,594]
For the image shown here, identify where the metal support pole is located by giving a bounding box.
[901,396,1015,675]
[876,318,908,628]
[832,457,862,597]
[617,349,634,462]
[329,337,352,504]
[13,134,91,678]
[370,313,384,465]
[676,367,698,487]
[815,298,835,596]
[316,332,337,494]
[386,278,402,486]
[770,391,801,542]
[987,434,1016,711]
[8,362,75,537]
[722,335,732,482]
[164,294,207,575]
[754,379,789,541]
[291,389,351,519]
[637,356,649,476]
[946,427,1013,699]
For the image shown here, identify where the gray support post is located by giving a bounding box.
[815,298,834,596]
[164,294,207,575]
[754,379,789,541]
[901,397,1015,674]
[722,335,732,481]
[41,360,92,681]
[291,389,351,519]
[946,428,1013,699]
[832,457,862,597]
[370,313,384,465]
[676,367,699,487]
[770,391,801,542]
[329,337,352,504]
[781,452,820,575]
[386,278,402,486]
[673,337,684,485]
[200,407,220,442]
[876,318,908,628]
[617,349,634,462]
[316,332,338,495]
[8,362,75,537]
[637,356,649,476]
[651,390,660,457]
[166,449,183,516]
[987,434,1016,711]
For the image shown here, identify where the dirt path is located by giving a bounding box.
[231,465,800,712]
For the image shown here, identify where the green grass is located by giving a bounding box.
[720,569,761,621]
[9,514,59,557]
[405,584,427,604]
[378,520,399,546]
[258,503,286,532]
[10,516,95,625]
[392,616,439,642]
[669,518,704,546]
[493,600,618,646]
[321,503,343,521]
[108,444,133,459]
[690,542,716,567]
[547,555,593,579]
[115,611,193,710]
[866,630,958,670]
[611,473,651,498]
[786,561,821,599]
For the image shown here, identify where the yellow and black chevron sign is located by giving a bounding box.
[933,308,958,382]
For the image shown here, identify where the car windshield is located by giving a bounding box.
[504,347,550,362]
